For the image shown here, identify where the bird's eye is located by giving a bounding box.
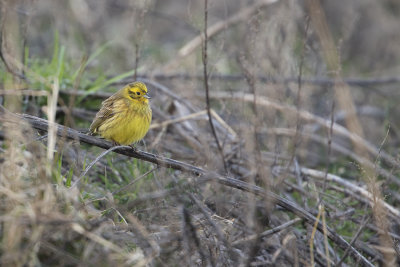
[136,92,140,95]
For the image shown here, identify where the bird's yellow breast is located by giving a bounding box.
[97,100,152,145]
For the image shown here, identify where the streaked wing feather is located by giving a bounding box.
[89,94,122,133]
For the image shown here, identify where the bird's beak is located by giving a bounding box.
[143,93,151,99]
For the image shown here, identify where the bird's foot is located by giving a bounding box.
[112,140,121,147]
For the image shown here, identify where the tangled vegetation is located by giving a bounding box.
[1,0,400,266]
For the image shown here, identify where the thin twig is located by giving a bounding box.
[237,54,263,177]
[336,214,371,267]
[71,145,131,188]
[322,98,335,199]
[288,16,310,168]
[134,43,139,81]
[149,110,207,129]
[232,218,302,246]
[112,166,158,195]
[210,109,237,138]
[202,0,228,173]
[149,109,237,139]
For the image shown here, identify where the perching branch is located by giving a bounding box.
[20,114,205,176]
[8,112,374,267]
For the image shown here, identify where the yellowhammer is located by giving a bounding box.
[89,82,152,146]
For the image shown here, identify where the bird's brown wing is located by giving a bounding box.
[89,94,122,134]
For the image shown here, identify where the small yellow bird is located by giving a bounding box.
[89,82,152,146]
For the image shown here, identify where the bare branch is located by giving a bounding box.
[6,112,374,267]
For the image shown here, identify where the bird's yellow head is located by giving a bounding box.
[124,82,150,104]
